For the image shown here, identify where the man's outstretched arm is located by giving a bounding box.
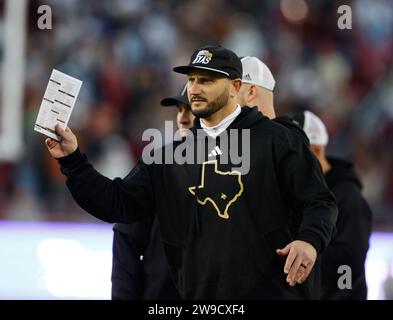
[275,133,338,286]
[45,125,154,223]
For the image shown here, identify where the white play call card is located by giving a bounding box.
[34,69,82,141]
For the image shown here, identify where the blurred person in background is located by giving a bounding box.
[292,110,372,300]
[111,85,193,300]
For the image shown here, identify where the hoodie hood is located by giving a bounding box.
[325,157,362,190]
[274,115,310,146]
[192,106,267,133]
[227,106,267,129]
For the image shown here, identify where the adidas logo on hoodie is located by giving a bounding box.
[208,146,223,158]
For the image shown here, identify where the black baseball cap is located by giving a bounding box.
[160,83,190,107]
[173,45,242,79]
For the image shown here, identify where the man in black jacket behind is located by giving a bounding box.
[292,110,372,299]
[45,45,338,299]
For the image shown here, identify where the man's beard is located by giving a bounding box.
[192,86,229,119]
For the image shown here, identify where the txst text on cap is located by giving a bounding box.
[160,83,189,107]
[173,45,242,79]
[292,110,329,146]
[241,56,276,91]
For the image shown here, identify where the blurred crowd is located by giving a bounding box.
[0,0,392,227]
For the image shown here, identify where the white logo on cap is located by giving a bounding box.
[244,73,252,81]
[192,50,213,65]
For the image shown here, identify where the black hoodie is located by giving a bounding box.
[321,157,372,300]
[111,112,312,300]
[58,107,337,299]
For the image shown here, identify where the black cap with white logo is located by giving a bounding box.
[173,45,242,79]
[160,83,190,107]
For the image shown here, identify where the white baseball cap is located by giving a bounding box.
[241,56,276,91]
[292,110,329,146]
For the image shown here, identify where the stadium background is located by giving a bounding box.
[0,0,392,299]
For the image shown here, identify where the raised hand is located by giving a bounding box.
[45,124,78,159]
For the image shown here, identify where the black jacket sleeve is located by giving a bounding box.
[58,148,155,223]
[276,134,338,253]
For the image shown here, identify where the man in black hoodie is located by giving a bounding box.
[292,110,372,299]
[113,56,308,300]
[45,45,337,299]
[111,85,192,300]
